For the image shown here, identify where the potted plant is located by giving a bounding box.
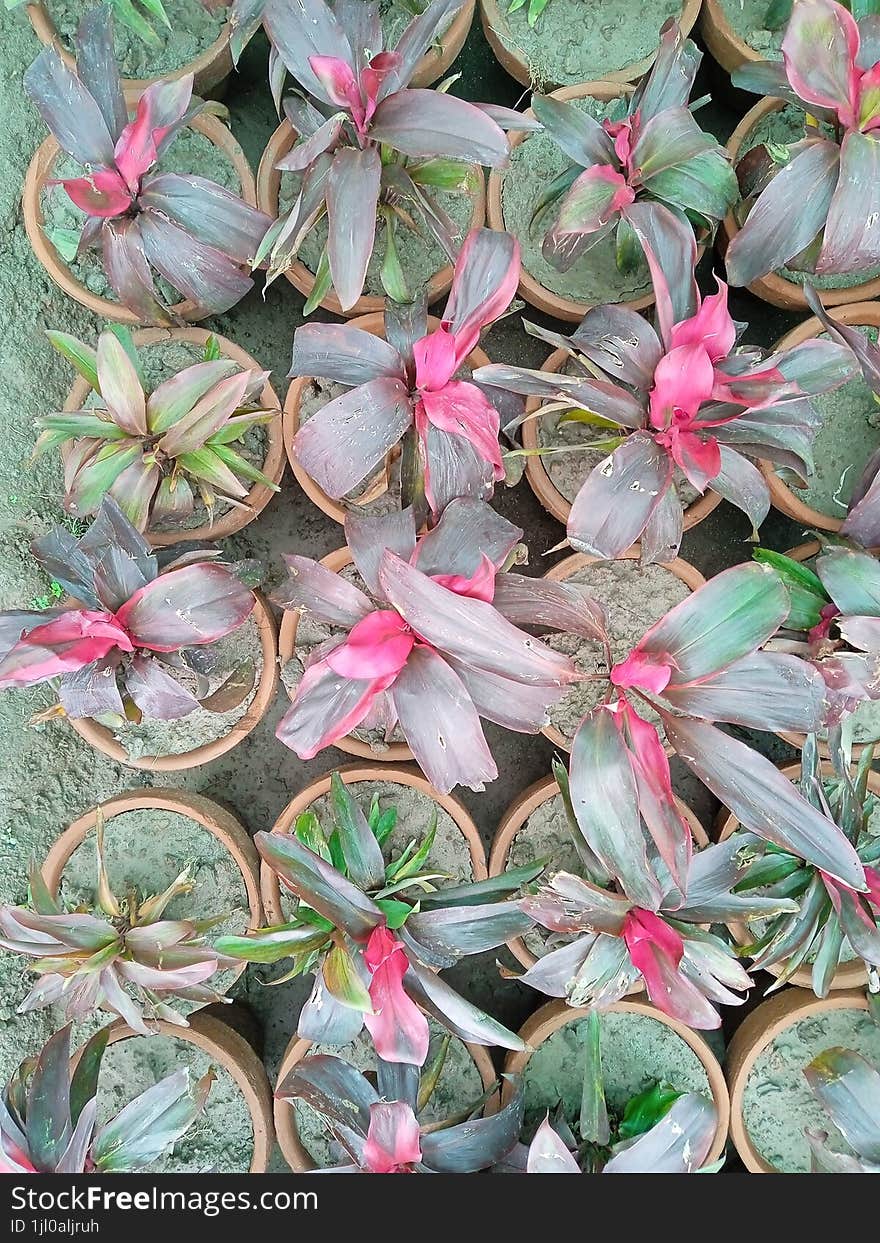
[39,324,284,546]
[253,0,529,316]
[723,0,880,308]
[284,227,520,527]
[485,22,738,321]
[22,8,270,325]
[475,208,857,560]
[0,498,278,771]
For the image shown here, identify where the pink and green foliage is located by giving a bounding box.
[727,0,880,285]
[532,21,737,276]
[0,498,256,723]
[804,1046,880,1171]
[475,206,856,561]
[290,227,521,524]
[0,1024,212,1174]
[272,498,608,792]
[0,813,232,1035]
[257,0,532,311]
[37,327,280,532]
[216,772,539,1062]
[276,1050,524,1172]
[24,7,271,321]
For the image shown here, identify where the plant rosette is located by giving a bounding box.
[502,997,730,1166]
[255,119,487,318]
[478,0,702,89]
[725,987,879,1173]
[61,327,284,547]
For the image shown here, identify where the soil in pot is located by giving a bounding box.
[501,98,651,306]
[487,0,682,87]
[292,1019,485,1166]
[48,0,228,80]
[521,1010,712,1138]
[97,1031,253,1172]
[40,127,240,306]
[741,1006,880,1173]
[542,560,691,744]
[716,0,785,59]
[277,777,475,921]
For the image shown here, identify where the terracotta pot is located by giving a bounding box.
[408,0,476,87]
[502,997,730,1165]
[25,2,234,95]
[273,1026,498,1172]
[491,774,708,969]
[283,312,490,525]
[479,0,702,89]
[261,762,485,924]
[717,760,879,993]
[726,987,870,1172]
[698,0,763,76]
[539,550,706,752]
[97,1011,274,1172]
[278,547,415,764]
[69,591,279,772]
[721,100,880,310]
[23,106,258,325]
[520,344,724,525]
[256,122,486,318]
[63,327,284,548]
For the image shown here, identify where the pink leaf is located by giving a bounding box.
[431,554,497,603]
[610,650,673,695]
[667,429,722,492]
[621,703,693,893]
[113,94,159,193]
[279,656,398,760]
[57,168,132,217]
[308,55,363,128]
[361,51,401,126]
[363,1100,422,1174]
[603,117,634,170]
[623,909,721,1028]
[325,610,415,680]
[648,343,715,429]
[782,0,861,128]
[669,277,736,362]
[865,866,880,909]
[442,228,521,360]
[417,382,504,480]
[363,926,430,1066]
[0,611,131,688]
[624,907,684,968]
[413,327,458,392]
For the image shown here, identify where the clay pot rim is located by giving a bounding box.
[282,313,490,526]
[539,549,706,752]
[478,0,703,90]
[41,788,264,994]
[490,775,708,970]
[260,761,486,925]
[96,1011,274,1173]
[69,590,279,772]
[64,326,284,548]
[273,1024,498,1172]
[725,987,869,1172]
[255,120,487,318]
[501,996,730,1166]
[25,1,234,93]
[519,343,724,526]
[23,106,257,326]
[722,99,880,310]
[407,0,476,88]
[698,0,763,76]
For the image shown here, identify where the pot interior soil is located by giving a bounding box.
[741,1006,880,1173]
[502,98,651,305]
[58,806,253,1005]
[717,0,784,58]
[278,778,475,921]
[488,0,682,86]
[97,1031,254,1172]
[543,561,691,744]
[292,1018,485,1166]
[40,127,241,306]
[108,614,262,760]
[48,0,228,80]
[521,1010,712,1139]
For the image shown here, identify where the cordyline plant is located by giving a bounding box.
[530,21,737,277]
[726,0,880,287]
[24,7,271,322]
[277,1051,524,1173]
[475,205,856,562]
[256,0,531,311]
[732,732,880,1006]
[0,498,256,725]
[272,498,612,792]
[498,1012,719,1173]
[0,812,231,1035]
[290,227,521,524]
[508,765,797,1029]
[1,1025,211,1174]
[36,326,279,532]
[217,771,538,1062]
[803,1046,880,1171]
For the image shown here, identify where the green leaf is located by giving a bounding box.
[416,860,548,909]
[46,331,99,391]
[372,804,397,847]
[528,0,552,23]
[579,1010,609,1146]
[37,412,129,441]
[47,227,83,263]
[418,1034,451,1111]
[203,335,222,362]
[107,324,148,391]
[214,923,331,964]
[379,211,410,303]
[618,1082,682,1142]
[615,215,641,275]
[294,812,332,863]
[387,810,437,882]
[330,771,386,890]
[207,410,275,445]
[303,247,332,316]
[408,158,472,190]
[374,898,413,929]
[210,442,281,491]
[69,1027,108,1126]
[323,943,373,1012]
[764,0,792,29]
[72,441,143,512]
[753,547,829,630]
[557,407,622,430]
[109,0,161,44]
[28,861,62,916]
